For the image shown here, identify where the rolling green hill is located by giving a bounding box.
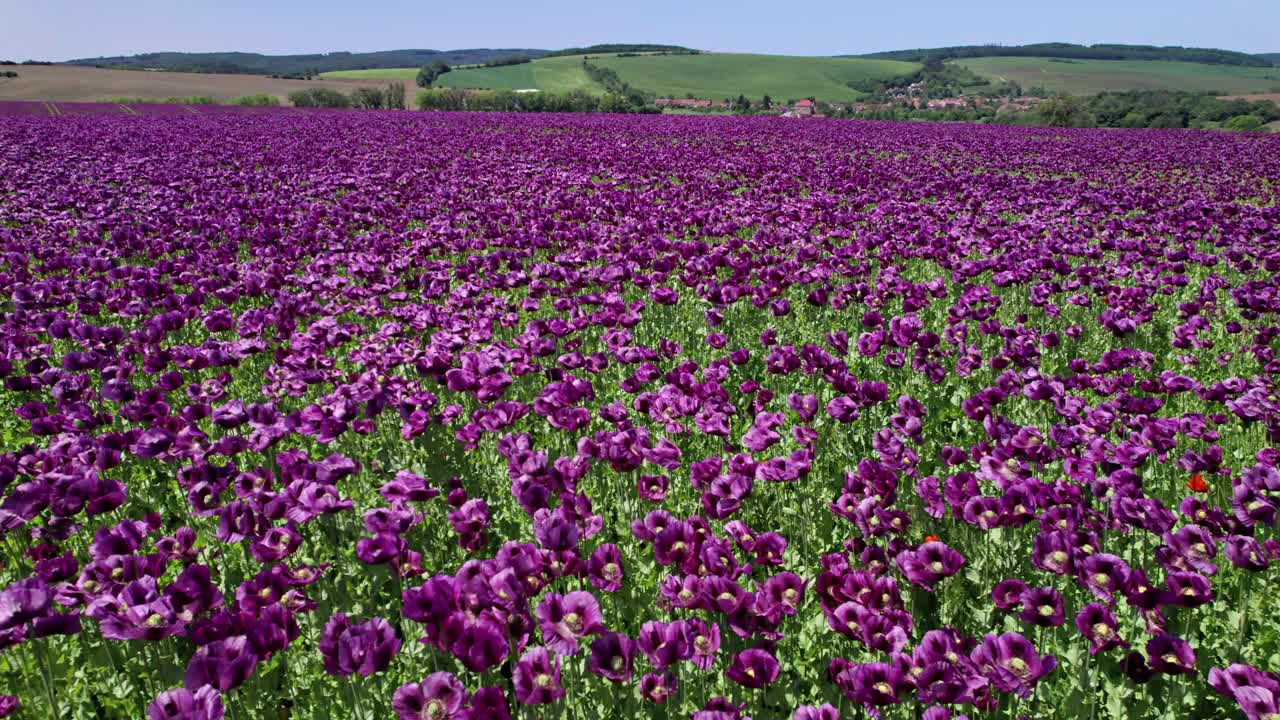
[422,53,918,102]
[320,68,422,80]
[591,54,918,101]
[325,57,591,91]
[956,57,1280,95]
[440,56,595,92]
[1261,54,1280,66]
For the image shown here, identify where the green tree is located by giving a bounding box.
[599,93,632,114]
[416,87,468,111]
[384,82,406,110]
[288,88,350,108]
[351,87,385,109]
[1225,114,1263,131]
[761,95,772,110]
[416,61,452,88]
[1038,95,1093,127]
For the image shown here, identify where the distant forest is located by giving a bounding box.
[65,49,549,75]
[541,44,698,58]
[858,43,1271,67]
[1260,53,1280,66]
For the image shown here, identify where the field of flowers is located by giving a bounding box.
[0,108,1278,720]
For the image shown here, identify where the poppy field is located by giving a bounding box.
[0,109,1279,720]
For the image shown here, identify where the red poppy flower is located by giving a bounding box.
[1186,474,1208,493]
[923,534,940,543]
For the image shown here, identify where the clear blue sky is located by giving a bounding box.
[4,0,1276,61]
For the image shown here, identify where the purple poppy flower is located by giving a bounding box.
[537,591,604,655]
[1120,651,1155,684]
[0,578,51,628]
[147,686,225,720]
[687,619,722,670]
[184,635,258,692]
[637,474,670,502]
[1122,568,1162,610]
[638,620,692,670]
[1225,536,1270,571]
[914,661,975,705]
[1146,634,1197,675]
[654,521,697,567]
[727,647,780,689]
[449,613,510,672]
[848,661,909,707]
[462,686,509,720]
[319,614,401,677]
[0,697,16,719]
[1017,586,1064,627]
[793,704,839,720]
[448,499,490,553]
[1210,664,1267,696]
[34,552,78,583]
[971,632,1056,698]
[32,612,81,638]
[1030,531,1074,575]
[392,672,468,720]
[588,631,635,683]
[991,579,1028,611]
[1233,484,1277,528]
[1075,603,1127,656]
[380,471,439,504]
[587,543,624,592]
[132,429,174,458]
[753,532,788,565]
[1079,553,1130,602]
[355,531,406,566]
[640,671,679,703]
[251,525,303,563]
[513,647,564,705]
[894,542,965,590]
[1161,571,1214,608]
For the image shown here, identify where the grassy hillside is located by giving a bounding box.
[957,57,1280,95]
[0,65,404,104]
[592,54,918,101]
[321,68,422,80]
[428,53,917,102]
[438,56,592,92]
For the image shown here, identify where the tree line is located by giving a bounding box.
[835,91,1278,131]
[483,56,532,67]
[580,59,650,107]
[288,83,407,110]
[62,49,547,76]
[542,44,697,59]
[860,43,1270,68]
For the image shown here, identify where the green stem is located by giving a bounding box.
[30,633,61,720]
[1235,572,1253,657]
[345,677,364,720]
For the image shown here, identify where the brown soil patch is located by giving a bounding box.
[0,65,412,104]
